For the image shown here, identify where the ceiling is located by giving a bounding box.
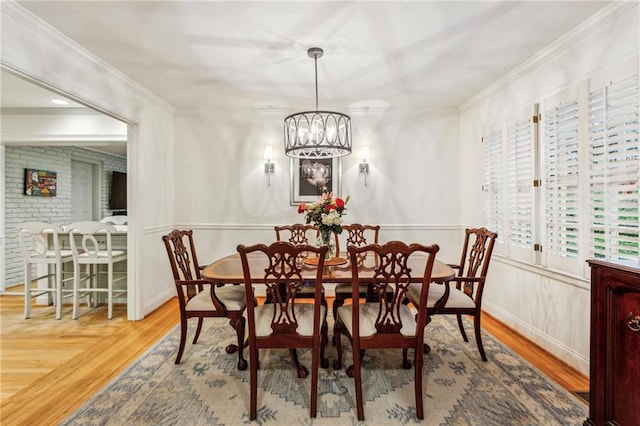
[1,70,128,157]
[1,69,85,109]
[10,0,610,114]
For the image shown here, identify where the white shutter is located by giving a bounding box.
[506,108,535,261]
[483,129,504,244]
[588,75,639,260]
[542,92,582,274]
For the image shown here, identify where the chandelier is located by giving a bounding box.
[284,47,352,159]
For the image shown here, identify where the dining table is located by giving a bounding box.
[202,250,455,359]
[201,252,455,286]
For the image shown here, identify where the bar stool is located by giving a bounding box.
[67,221,127,319]
[17,221,74,319]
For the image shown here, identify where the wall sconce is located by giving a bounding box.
[359,146,370,187]
[264,145,275,187]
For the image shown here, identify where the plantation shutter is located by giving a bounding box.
[542,90,583,274]
[506,108,535,261]
[588,74,639,260]
[483,129,504,245]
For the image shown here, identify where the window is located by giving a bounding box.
[483,129,504,244]
[506,109,535,260]
[542,96,581,273]
[588,75,639,260]
[482,59,639,277]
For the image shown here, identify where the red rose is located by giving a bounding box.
[297,203,306,214]
[335,198,345,208]
[326,204,336,212]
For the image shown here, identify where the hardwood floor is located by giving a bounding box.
[0,293,588,424]
[0,293,178,425]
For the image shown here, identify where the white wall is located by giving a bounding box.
[459,3,639,374]
[1,2,176,319]
[173,107,464,265]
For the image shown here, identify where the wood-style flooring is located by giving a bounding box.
[0,293,588,424]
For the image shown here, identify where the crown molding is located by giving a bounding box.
[460,1,639,112]
[0,107,99,115]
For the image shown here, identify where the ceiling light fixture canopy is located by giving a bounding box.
[284,47,352,159]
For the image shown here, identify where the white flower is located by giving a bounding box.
[321,211,342,226]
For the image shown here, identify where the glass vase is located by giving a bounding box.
[317,229,336,260]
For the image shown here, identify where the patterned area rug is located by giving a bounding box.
[63,316,587,425]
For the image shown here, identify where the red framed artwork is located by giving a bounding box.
[24,168,57,197]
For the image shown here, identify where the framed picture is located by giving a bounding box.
[290,157,342,205]
[24,168,57,197]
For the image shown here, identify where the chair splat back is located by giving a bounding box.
[67,221,118,258]
[163,230,203,301]
[263,246,308,334]
[346,224,378,246]
[164,229,201,281]
[457,228,497,300]
[274,224,316,246]
[370,248,415,334]
[332,224,381,322]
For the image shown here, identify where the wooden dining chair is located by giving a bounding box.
[332,224,381,321]
[162,230,247,369]
[407,227,497,361]
[237,241,328,420]
[333,241,439,421]
[274,223,316,246]
[274,223,333,314]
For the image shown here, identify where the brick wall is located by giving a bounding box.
[4,146,126,286]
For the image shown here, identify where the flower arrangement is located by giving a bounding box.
[297,192,349,234]
[297,192,349,258]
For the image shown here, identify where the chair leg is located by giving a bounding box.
[333,320,343,370]
[353,344,365,421]
[310,339,320,418]
[24,264,32,319]
[474,314,487,362]
[249,345,259,420]
[402,348,411,369]
[88,264,95,307]
[227,317,247,370]
[332,296,345,325]
[320,320,329,368]
[193,318,204,344]
[175,316,188,364]
[106,263,113,319]
[456,314,469,342]
[55,261,63,320]
[414,347,424,419]
[289,349,309,378]
[72,261,80,320]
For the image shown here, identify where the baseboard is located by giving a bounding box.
[483,301,589,375]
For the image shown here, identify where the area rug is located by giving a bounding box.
[62,316,587,425]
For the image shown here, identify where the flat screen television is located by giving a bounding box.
[109,171,127,210]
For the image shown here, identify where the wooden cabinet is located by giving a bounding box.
[585,259,640,426]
